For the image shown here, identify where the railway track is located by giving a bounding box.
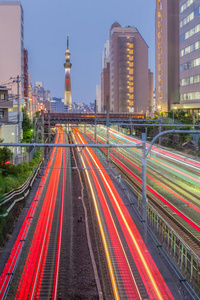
[83,130,200,250]
[73,127,176,300]
[114,160,200,255]
[0,130,61,300]
[14,127,65,299]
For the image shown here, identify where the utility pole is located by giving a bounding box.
[41,110,44,161]
[106,97,110,160]
[142,133,147,222]
[158,114,161,145]
[94,99,97,143]
[17,75,21,145]
[10,75,22,155]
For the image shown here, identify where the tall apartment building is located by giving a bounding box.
[109,22,149,113]
[179,0,200,111]
[155,0,180,112]
[0,1,24,98]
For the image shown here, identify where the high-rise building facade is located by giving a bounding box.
[179,0,200,111]
[109,22,149,113]
[155,0,180,112]
[0,1,24,98]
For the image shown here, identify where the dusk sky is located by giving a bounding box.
[20,0,155,104]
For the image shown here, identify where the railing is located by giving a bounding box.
[12,147,36,165]
[0,161,42,217]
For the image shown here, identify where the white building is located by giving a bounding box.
[101,40,110,70]
[0,1,24,97]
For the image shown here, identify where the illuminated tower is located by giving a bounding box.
[64,35,72,105]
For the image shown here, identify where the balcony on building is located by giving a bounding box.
[0,86,13,122]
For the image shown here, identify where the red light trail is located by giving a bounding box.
[74,127,174,300]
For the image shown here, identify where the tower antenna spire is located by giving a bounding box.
[67,34,69,50]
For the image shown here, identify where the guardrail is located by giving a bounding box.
[0,161,42,217]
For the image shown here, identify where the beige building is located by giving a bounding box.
[0,1,24,97]
[155,0,180,112]
[109,22,149,113]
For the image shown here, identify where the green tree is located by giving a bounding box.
[0,146,12,173]
[22,108,34,142]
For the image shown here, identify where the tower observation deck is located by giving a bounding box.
[64,35,72,105]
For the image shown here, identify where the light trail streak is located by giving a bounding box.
[86,129,200,187]
[74,131,120,300]
[76,128,173,300]
[110,148,200,214]
[109,127,200,170]
[0,130,60,300]
[52,146,65,300]
[15,127,63,299]
[74,130,142,299]
[113,156,200,233]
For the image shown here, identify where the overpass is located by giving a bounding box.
[42,112,146,125]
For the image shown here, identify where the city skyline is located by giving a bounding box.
[19,0,155,103]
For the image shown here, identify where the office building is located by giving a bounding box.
[109,22,149,113]
[178,0,200,112]
[0,1,24,98]
[155,0,180,112]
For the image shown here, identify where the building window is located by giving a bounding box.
[180,11,194,28]
[180,57,200,71]
[180,24,200,42]
[180,41,200,57]
[0,110,4,119]
[180,92,200,101]
[0,94,5,100]
[180,74,200,86]
[180,0,194,13]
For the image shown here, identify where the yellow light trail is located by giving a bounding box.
[74,135,120,300]
[77,130,164,300]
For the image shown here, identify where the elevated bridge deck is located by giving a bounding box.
[43,112,146,125]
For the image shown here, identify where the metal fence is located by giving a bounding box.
[11,148,36,165]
